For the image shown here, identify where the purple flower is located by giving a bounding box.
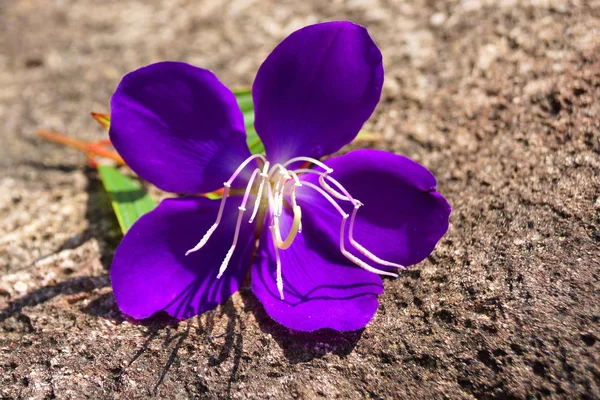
[108,21,451,332]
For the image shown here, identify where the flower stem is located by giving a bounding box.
[37,129,125,165]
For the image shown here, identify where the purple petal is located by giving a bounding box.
[251,208,383,332]
[299,149,451,269]
[110,62,252,194]
[111,196,255,320]
[252,21,383,163]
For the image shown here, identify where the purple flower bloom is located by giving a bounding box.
[108,21,451,332]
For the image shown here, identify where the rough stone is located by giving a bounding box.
[1,0,599,398]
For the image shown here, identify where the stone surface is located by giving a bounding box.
[1,0,599,398]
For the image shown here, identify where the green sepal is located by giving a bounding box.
[97,165,156,234]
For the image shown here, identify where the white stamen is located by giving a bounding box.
[186,153,265,256]
[340,215,398,278]
[294,168,350,202]
[297,169,404,270]
[301,182,398,277]
[300,181,347,216]
[269,226,284,300]
[217,206,245,279]
[226,153,266,186]
[217,167,260,278]
[349,204,406,270]
[276,173,290,217]
[283,156,333,174]
[272,170,288,217]
[287,171,302,233]
[185,182,231,256]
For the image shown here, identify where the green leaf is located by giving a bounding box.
[234,89,265,155]
[97,165,156,234]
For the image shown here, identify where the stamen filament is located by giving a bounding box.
[301,182,398,277]
[298,170,404,270]
[283,156,333,173]
[226,153,266,186]
[185,182,231,256]
[269,226,285,300]
[349,204,406,270]
[294,168,350,202]
[288,171,303,233]
[217,167,260,278]
[217,206,245,279]
[340,216,398,278]
[300,181,347,216]
[272,170,289,218]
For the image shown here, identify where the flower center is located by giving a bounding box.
[186,153,405,300]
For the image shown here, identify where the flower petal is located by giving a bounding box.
[251,208,383,332]
[110,62,252,194]
[300,149,451,269]
[253,21,383,163]
[111,196,255,320]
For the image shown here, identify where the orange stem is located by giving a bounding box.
[37,129,125,165]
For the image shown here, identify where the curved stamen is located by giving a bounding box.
[300,181,347,216]
[186,153,265,256]
[287,170,303,233]
[340,215,398,278]
[294,168,351,202]
[300,182,398,277]
[185,182,231,256]
[269,226,284,300]
[296,170,404,270]
[283,156,333,174]
[226,153,266,186]
[217,167,260,278]
[349,204,406,270]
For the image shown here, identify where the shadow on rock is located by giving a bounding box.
[23,165,122,272]
[105,299,243,395]
[0,275,110,323]
[239,287,363,363]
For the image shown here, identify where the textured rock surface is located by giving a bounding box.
[1,0,599,398]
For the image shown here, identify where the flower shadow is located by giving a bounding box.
[1,166,119,324]
[239,287,363,364]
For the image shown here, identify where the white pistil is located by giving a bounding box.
[272,170,288,218]
[248,161,270,224]
[273,205,302,250]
